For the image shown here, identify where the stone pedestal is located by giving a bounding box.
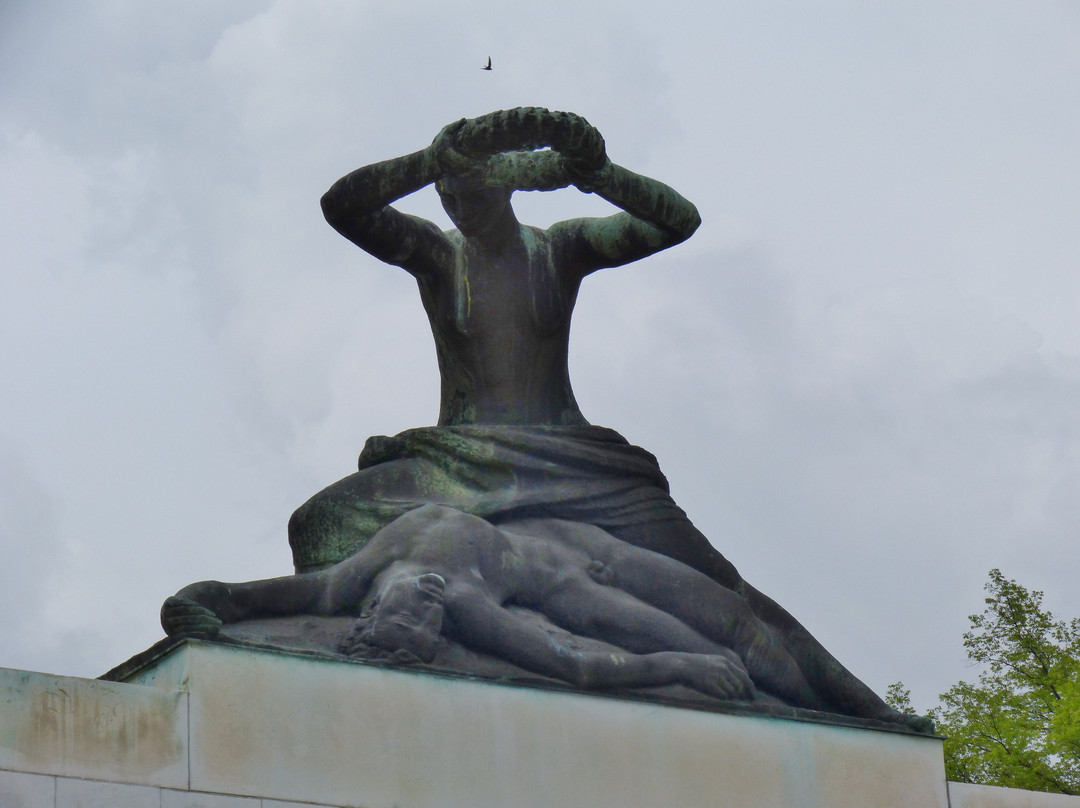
[4,640,954,807]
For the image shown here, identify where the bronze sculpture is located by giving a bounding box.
[163,108,931,732]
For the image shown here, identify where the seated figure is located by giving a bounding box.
[288,106,725,577]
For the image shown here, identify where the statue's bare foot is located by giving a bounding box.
[869,705,935,734]
[894,711,935,734]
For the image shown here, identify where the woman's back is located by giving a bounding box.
[418,224,588,426]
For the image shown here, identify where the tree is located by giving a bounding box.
[891,569,1080,794]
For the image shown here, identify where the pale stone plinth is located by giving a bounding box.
[949,782,1080,808]
[119,641,948,808]
[0,666,188,789]
[7,646,1080,808]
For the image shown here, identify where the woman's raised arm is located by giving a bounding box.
[320,123,471,277]
[550,159,702,278]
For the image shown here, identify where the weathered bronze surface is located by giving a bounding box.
[162,109,931,732]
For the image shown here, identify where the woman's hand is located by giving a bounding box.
[553,112,607,184]
[561,153,611,194]
[428,118,476,178]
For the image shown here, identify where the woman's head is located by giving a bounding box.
[435,172,513,238]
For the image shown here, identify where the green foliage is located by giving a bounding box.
[885,681,917,715]
[933,569,1080,794]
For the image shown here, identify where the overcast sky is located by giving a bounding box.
[2,1,1078,712]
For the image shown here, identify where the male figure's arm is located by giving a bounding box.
[443,584,750,699]
[160,571,334,639]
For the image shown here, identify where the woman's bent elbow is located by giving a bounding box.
[320,188,345,228]
[681,205,702,241]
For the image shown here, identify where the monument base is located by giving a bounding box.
[8,641,1078,807]
[3,639,953,808]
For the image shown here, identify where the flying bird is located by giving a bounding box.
[482,57,492,71]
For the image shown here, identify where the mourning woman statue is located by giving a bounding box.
[169,108,927,730]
